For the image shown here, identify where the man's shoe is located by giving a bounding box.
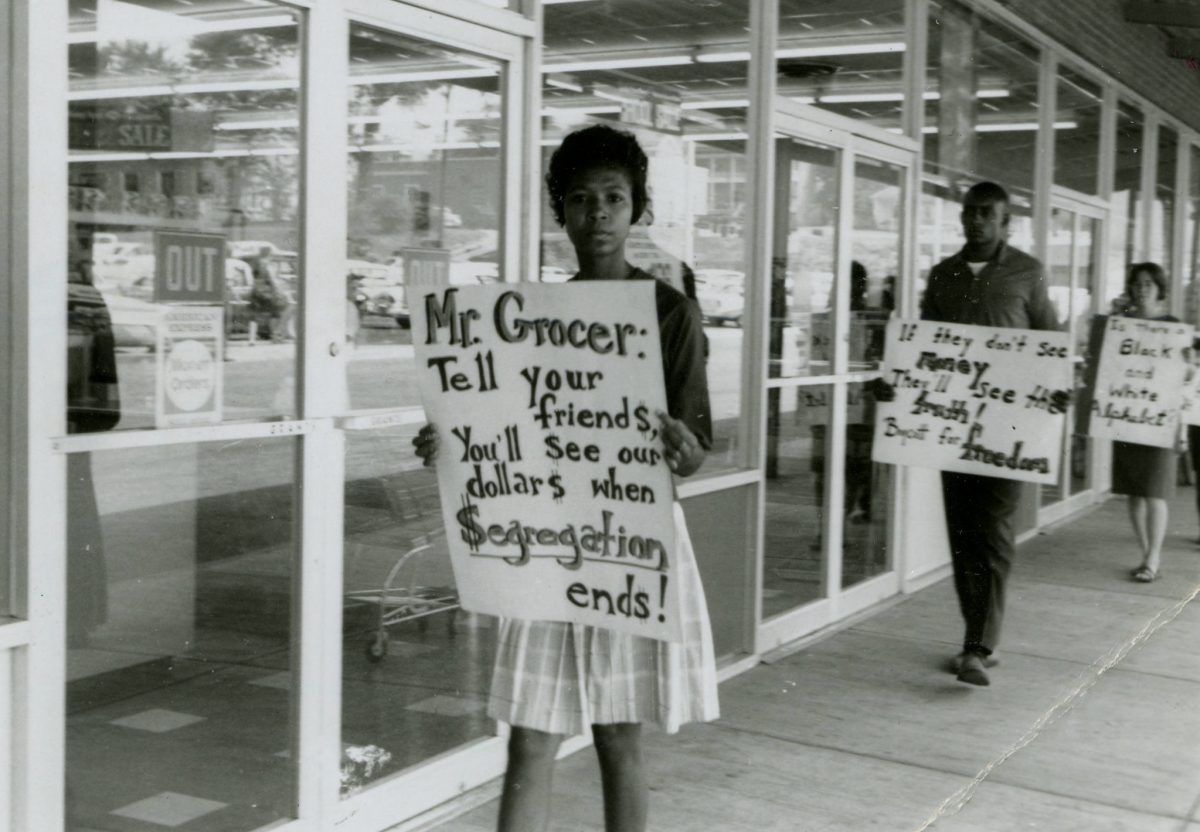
[956,652,990,686]
[949,652,999,673]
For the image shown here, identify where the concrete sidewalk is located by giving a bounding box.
[428,487,1200,832]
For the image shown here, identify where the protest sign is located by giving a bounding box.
[413,282,682,641]
[871,319,1072,483]
[1083,315,1193,447]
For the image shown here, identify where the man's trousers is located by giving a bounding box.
[940,471,1022,656]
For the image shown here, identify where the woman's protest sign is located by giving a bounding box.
[871,319,1072,483]
[1083,315,1194,447]
[413,282,683,642]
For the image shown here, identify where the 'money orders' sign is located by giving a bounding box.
[154,232,226,304]
[871,319,1072,484]
[413,282,683,642]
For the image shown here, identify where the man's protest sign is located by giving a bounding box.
[412,282,682,642]
[1083,315,1193,447]
[871,319,1071,483]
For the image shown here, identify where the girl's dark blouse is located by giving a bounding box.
[571,268,713,450]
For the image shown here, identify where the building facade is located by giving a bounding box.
[2,1,1199,830]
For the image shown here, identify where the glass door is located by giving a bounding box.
[758,103,913,652]
[1039,198,1105,523]
[331,10,525,828]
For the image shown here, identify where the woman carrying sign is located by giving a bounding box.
[1113,263,1179,583]
[414,124,717,832]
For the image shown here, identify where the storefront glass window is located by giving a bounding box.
[849,157,903,370]
[763,384,831,617]
[777,0,907,133]
[344,24,505,411]
[340,425,496,796]
[67,0,302,433]
[1054,65,1103,195]
[842,380,889,588]
[924,2,1041,206]
[1109,101,1144,309]
[771,136,838,380]
[1153,124,1177,274]
[65,439,298,831]
[1184,144,1200,328]
[541,0,751,475]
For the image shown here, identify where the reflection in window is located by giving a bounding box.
[1109,102,1145,310]
[925,2,1040,203]
[763,384,831,617]
[842,381,890,589]
[68,0,302,430]
[344,24,504,411]
[542,0,751,473]
[771,137,838,379]
[65,439,297,831]
[850,158,903,370]
[777,0,907,133]
[1153,125,1178,274]
[1054,66,1103,195]
[340,427,496,796]
[1185,144,1200,328]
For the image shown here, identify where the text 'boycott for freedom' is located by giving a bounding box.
[872,319,1072,483]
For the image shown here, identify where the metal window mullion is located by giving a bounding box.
[824,145,854,602]
[502,39,527,282]
[12,0,68,828]
[746,0,777,648]
[903,0,929,142]
[1173,130,1189,315]
[1141,114,1158,263]
[520,2,542,283]
[1034,52,1057,268]
[297,1,349,823]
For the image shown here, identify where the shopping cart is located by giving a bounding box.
[344,471,459,663]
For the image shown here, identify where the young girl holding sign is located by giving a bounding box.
[1112,263,1179,583]
[414,124,718,832]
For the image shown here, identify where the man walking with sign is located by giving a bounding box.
[886,182,1060,686]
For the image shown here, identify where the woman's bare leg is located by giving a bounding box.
[497,727,563,832]
[1145,497,1168,573]
[592,723,647,832]
[1128,496,1149,559]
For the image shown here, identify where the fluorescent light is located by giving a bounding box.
[216,117,298,131]
[542,105,621,118]
[544,55,693,73]
[351,67,496,85]
[778,41,906,58]
[68,13,295,44]
[694,51,750,63]
[546,75,584,93]
[919,120,1077,133]
[69,77,297,101]
[681,98,750,109]
[683,131,748,142]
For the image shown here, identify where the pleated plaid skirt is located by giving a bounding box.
[487,503,719,736]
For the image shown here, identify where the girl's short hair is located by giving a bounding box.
[1126,262,1168,301]
[546,124,650,226]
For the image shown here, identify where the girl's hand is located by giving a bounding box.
[657,411,704,477]
[413,424,439,467]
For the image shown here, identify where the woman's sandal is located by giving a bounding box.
[1131,565,1158,583]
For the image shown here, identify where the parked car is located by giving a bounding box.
[69,281,160,351]
[348,259,409,326]
[694,268,745,327]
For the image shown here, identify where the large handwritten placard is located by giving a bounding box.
[1084,315,1193,447]
[871,319,1071,483]
[413,282,682,641]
